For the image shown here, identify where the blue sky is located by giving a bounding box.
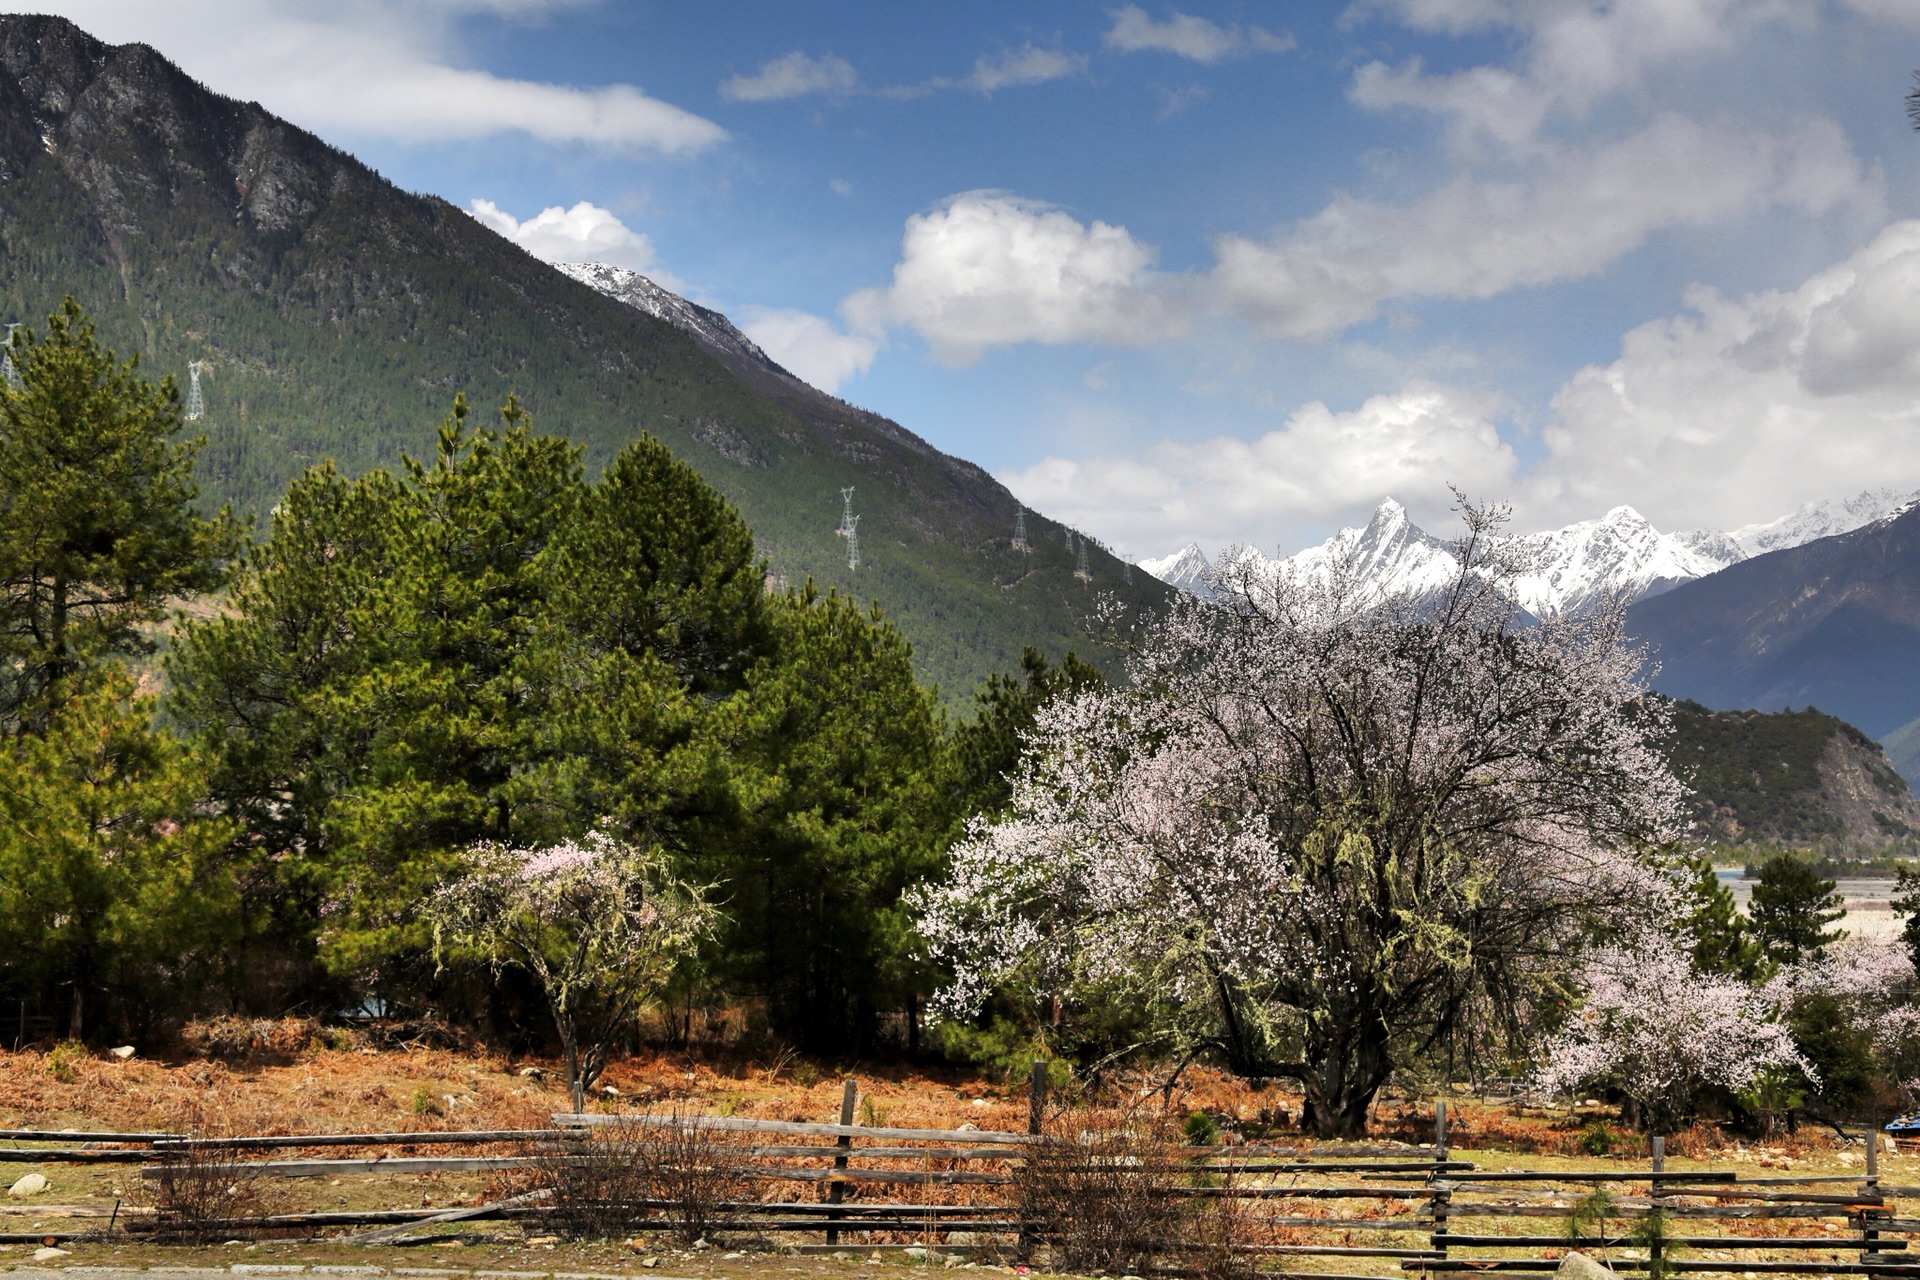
[24,0,1920,558]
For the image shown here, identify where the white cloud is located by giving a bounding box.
[1208,114,1875,340]
[1524,219,1920,532]
[29,0,725,150]
[720,51,857,102]
[467,198,670,278]
[1352,0,1795,145]
[1103,6,1294,63]
[960,45,1086,94]
[999,383,1517,553]
[738,308,879,394]
[841,192,1185,365]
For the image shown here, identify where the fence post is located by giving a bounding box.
[1864,1131,1884,1267]
[825,1078,858,1248]
[1018,1059,1047,1262]
[1649,1135,1666,1277]
[1429,1099,1451,1269]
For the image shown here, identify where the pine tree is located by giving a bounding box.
[1748,853,1846,965]
[0,299,236,731]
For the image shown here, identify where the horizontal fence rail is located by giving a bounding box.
[6,1077,1914,1275]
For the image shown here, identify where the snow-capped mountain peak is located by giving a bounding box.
[1138,543,1213,595]
[1731,488,1920,557]
[1142,486,1920,611]
[1141,498,1745,616]
[555,262,791,378]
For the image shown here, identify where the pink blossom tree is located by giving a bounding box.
[914,499,1688,1137]
[427,832,716,1096]
[1537,937,1812,1132]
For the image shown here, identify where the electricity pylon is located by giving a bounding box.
[838,487,856,537]
[1074,536,1091,583]
[845,514,861,571]
[1,324,19,392]
[1013,505,1030,553]
[185,360,209,421]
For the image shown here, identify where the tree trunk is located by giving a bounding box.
[1301,1014,1393,1138]
[67,984,82,1043]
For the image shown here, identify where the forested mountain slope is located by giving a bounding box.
[1663,701,1920,850]
[1627,502,1920,738]
[0,15,1167,699]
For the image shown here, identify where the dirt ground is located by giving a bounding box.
[0,1038,1891,1279]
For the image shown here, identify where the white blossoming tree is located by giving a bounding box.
[1537,938,1812,1132]
[913,499,1688,1137]
[427,832,716,1095]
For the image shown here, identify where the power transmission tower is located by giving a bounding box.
[1,324,19,392]
[1012,505,1030,553]
[838,487,856,537]
[185,360,209,421]
[845,514,861,571]
[1074,536,1091,583]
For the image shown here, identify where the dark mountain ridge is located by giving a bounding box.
[1626,501,1920,739]
[0,14,1167,700]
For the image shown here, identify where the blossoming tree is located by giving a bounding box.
[1537,937,1812,1132]
[427,832,716,1096]
[914,499,1687,1136]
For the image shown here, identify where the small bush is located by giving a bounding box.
[1183,1111,1219,1146]
[45,1041,87,1084]
[410,1086,445,1116]
[140,1116,288,1243]
[1578,1120,1616,1156]
[535,1109,751,1244]
[1014,1117,1250,1278]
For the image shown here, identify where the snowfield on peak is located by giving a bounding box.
[1138,488,1920,616]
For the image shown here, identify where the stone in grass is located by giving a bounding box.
[32,1247,69,1262]
[7,1172,48,1197]
[1557,1253,1615,1280]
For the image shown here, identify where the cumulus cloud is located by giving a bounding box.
[467,199,670,278]
[738,308,879,394]
[1103,6,1294,62]
[1523,219,1920,532]
[1208,114,1874,340]
[841,192,1185,365]
[720,52,858,102]
[34,0,725,150]
[999,383,1517,553]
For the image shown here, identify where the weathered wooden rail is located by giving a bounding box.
[5,1079,1915,1275]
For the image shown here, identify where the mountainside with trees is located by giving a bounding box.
[1662,700,1920,850]
[0,15,1167,701]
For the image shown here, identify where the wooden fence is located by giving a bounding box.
[4,1075,1916,1277]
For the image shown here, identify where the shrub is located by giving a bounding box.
[140,1119,288,1243]
[44,1041,86,1084]
[1183,1111,1219,1146]
[1577,1120,1616,1156]
[1013,1118,1249,1277]
[534,1110,750,1244]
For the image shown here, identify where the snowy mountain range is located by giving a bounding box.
[1140,489,1920,617]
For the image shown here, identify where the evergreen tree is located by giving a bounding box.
[0,299,236,731]
[0,669,237,1039]
[1681,854,1769,980]
[1892,865,1920,975]
[1748,853,1845,965]
[712,583,948,1051]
